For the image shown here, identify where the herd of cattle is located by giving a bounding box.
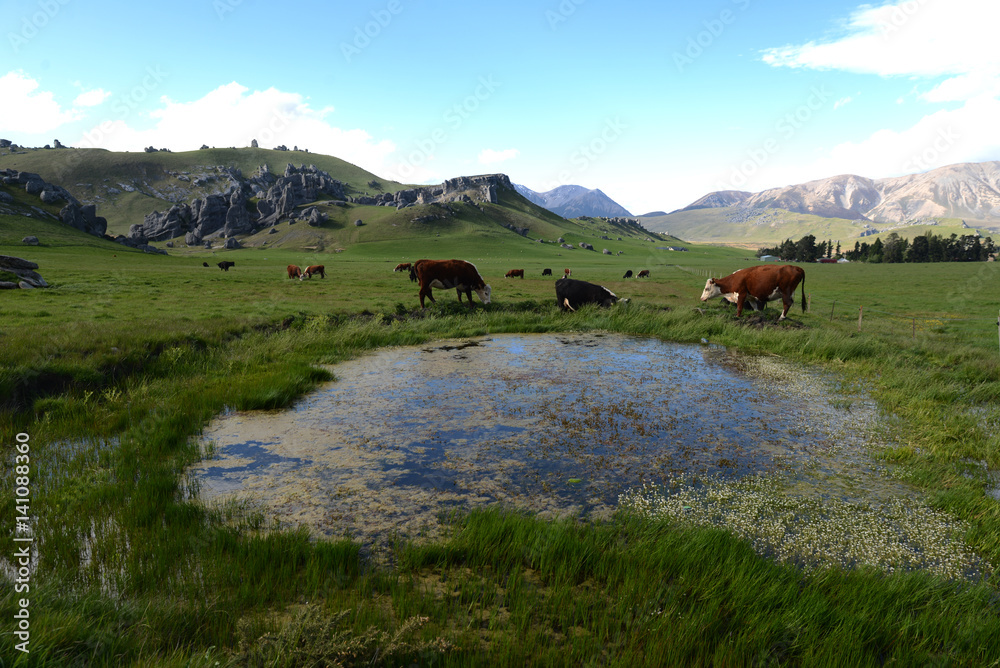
[389,259,806,317]
[207,257,806,318]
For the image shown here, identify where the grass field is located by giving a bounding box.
[2,206,1000,666]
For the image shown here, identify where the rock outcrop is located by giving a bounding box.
[0,255,48,289]
[129,163,347,243]
[350,173,514,209]
[60,203,108,237]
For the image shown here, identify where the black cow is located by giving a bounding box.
[542,268,552,276]
[203,262,209,267]
[555,277,621,311]
[623,270,633,279]
[218,261,235,271]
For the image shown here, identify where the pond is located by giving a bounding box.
[189,332,988,578]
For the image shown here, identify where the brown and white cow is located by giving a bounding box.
[302,265,325,279]
[700,264,806,320]
[287,264,303,279]
[563,268,571,278]
[414,259,491,308]
[637,269,650,278]
[505,269,524,279]
[394,262,412,273]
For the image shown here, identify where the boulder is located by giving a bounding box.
[224,237,241,249]
[60,203,108,237]
[222,188,254,237]
[0,255,48,288]
[21,236,39,246]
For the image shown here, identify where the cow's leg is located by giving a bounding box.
[465,288,475,307]
[455,288,464,303]
[779,291,792,320]
[735,292,746,317]
[419,287,434,308]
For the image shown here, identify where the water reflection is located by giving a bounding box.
[189,333,914,545]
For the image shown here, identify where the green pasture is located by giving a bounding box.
[2,213,1000,666]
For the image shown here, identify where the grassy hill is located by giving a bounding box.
[1,147,692,261]
[0,146,410,235]
[642,206,991,248]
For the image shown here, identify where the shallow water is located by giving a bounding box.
[189,332,920,545]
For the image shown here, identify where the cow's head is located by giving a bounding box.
[476,284,492,305]
[700,278,721,302]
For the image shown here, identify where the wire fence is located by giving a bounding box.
[674,265,1000,354]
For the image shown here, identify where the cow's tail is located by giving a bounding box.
[800,271,807,313]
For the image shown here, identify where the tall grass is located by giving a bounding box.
[2,241,1000,664]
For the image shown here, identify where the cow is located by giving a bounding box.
[303,265,325,279]
[202,262,209,267]
[218,261,235,271]
[414,259,492,308]
[555,277,622,312]
[394,262,412,273]
[542,268,552,276]
[637,269,650,278]
[623,270,634,279]
[505,269,524,279]
[564,268,571,278]
[287,264,303,279]
[700,264,806,320]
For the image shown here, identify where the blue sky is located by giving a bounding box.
[2,0,999,214]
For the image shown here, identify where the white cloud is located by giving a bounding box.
[478,148,520,165]
[833,96,853,110]
[73,88,111,107]
[0,71,80,133]
[762,0,1000,99]
[72,82,396,176]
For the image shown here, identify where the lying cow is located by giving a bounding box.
[303,265,325,279]
[505,269,524,279]
[218,261,235,271]
[414,259,492,308]
[287,264,303,279]
[700,264,806,320]
[555,277,621,311]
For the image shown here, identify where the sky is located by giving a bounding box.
[2,0,999,215]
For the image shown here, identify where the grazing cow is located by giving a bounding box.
[394,262,412,273]
[202,262,209,267]
[218,261,235,271]
[700,264,806,320]
[414,259,491,308]
[505,269,524,279]
[637,269,650,278]
[564,268,571,278]
[542,268,552,276]
[287,264,303,279]
[623,270,634,279]
[555,277,621,312]
[303,265,325,279]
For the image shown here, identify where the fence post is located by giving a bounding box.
[858,305,863,332]
[830,300,836,322]
[807,294,812,313]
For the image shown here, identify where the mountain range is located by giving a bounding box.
[513,183,632,219]
[678,162,1000,225]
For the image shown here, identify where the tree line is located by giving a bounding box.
[757,232,996,263]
